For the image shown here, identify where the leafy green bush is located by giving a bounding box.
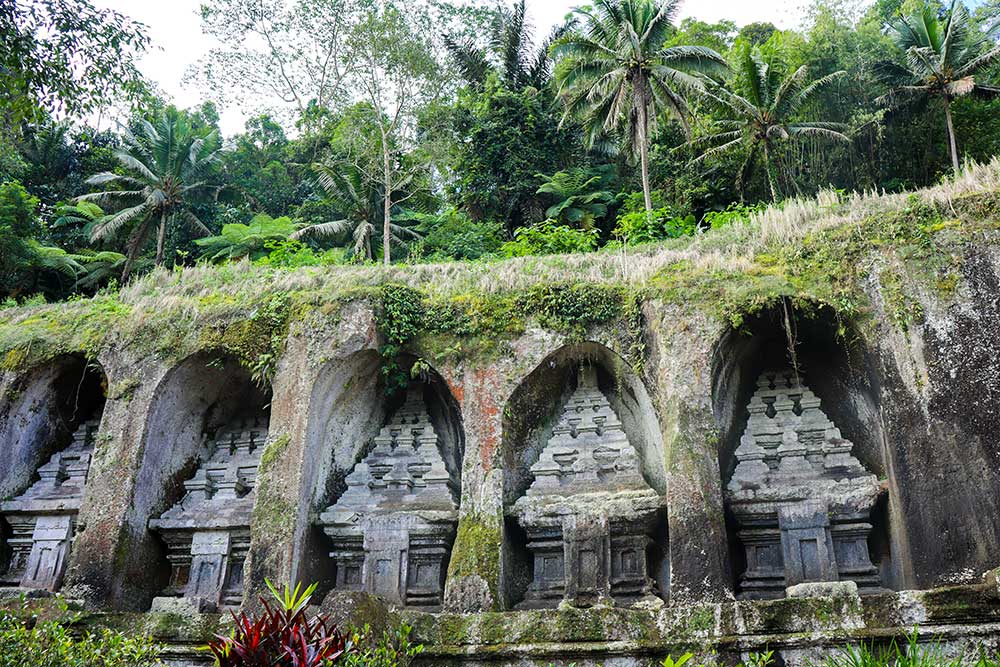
[340,623,423,667]
[255,239,348,268]
[408,209,504,261]
[196,213,301,262]
[0,613,162,667]
[702,202,766,230]
[613,207,696,244]
[500,219,598,257]
[0,180,43,296]
[535,165,617,229]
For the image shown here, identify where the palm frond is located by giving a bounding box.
[176,208,212,236]
[786,125,850,142]
[445,35,491,87]
[793,69,846,108]
[291,218,356,240]
[112,149,158,183]
[91,203,151,242]
[956,44,1000,78]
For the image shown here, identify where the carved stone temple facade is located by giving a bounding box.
[148,413,270,612]
[511,367,662,609]
[4,257,1000,667]
[725,369,885,599]
[318,385,458,611]
[0,420,98,591]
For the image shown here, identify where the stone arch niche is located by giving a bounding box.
[501,342,668,610]
[0,355,107,592]
[299,352,463,611]
[711,303,903,598]
[127,352,271,612]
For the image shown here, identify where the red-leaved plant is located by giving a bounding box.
[207,581,350,667]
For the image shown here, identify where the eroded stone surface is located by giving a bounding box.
[0,420,98,591]
[726,369,884,598]
[148,413,269,611]
[511,367,663,609]
[318,385,458,611]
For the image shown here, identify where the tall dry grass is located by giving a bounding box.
[97,156,1000,306]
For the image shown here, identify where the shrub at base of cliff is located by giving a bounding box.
[206,581,349,667]
[341,623,423,667]
[0,611,162,667]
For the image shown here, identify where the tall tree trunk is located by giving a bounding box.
[636,88,653,217]
[155,211,167,266]
[382,135,392,266]
[764,144,780,202]
[944,100,960,174]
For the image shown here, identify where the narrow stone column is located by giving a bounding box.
[443,362,506,613]
[63,350,171,609]
[241,333,317,605]
[646,303,733,602]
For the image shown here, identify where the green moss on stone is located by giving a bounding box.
[259,433,291,471]
[445,513,502,605]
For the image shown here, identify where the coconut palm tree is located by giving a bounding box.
[292,163,420,261]
[444,0,567,91]
[877,1,1000,173]
[551,0,727,214]
[76,109,223,279]
[692,44,849,201]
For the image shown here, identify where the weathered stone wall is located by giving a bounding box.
[866,246,1000,590]
[1,192,1000,663]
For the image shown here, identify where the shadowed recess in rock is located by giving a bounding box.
[505,352,669,609]
[0,355,106,594]
[119,352,271,611]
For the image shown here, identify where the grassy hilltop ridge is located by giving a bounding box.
[1,158,999,378]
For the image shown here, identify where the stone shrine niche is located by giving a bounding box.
[0,357,106,593]
[0,421,98,591]
[726,369,886,599]
[317,385,458,611]
[510,366,664,609]
[148,411,269,612]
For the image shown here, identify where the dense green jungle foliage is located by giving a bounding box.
[1,0,999,306]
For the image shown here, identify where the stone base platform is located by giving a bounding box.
[4,582,1000,666]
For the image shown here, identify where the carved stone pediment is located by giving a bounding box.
[318,386,458,611]
[726,369,885,598]
[1,420,99,591]
[511,367,663,609]
[148,413,268,611]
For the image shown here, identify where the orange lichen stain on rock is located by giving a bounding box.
[444,371,465,403]
[471,367,502,472]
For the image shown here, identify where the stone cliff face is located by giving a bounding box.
[0,178,999,664]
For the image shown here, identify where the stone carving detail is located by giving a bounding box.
[726,369,885,599]
[1,420,99,591]
[511,367,662,609]
[148,414,268,611]
[318,386,457,611]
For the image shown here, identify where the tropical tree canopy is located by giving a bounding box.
[693,40,849,201]
[445,0,567,91]
[6,0,1000,304]
[877,1,1000,172]
[0,0,150,123]
[292,163,421,261]
[77,108,223,278]
[551,0,727,213]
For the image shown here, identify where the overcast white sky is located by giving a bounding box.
[92,0,806,136]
